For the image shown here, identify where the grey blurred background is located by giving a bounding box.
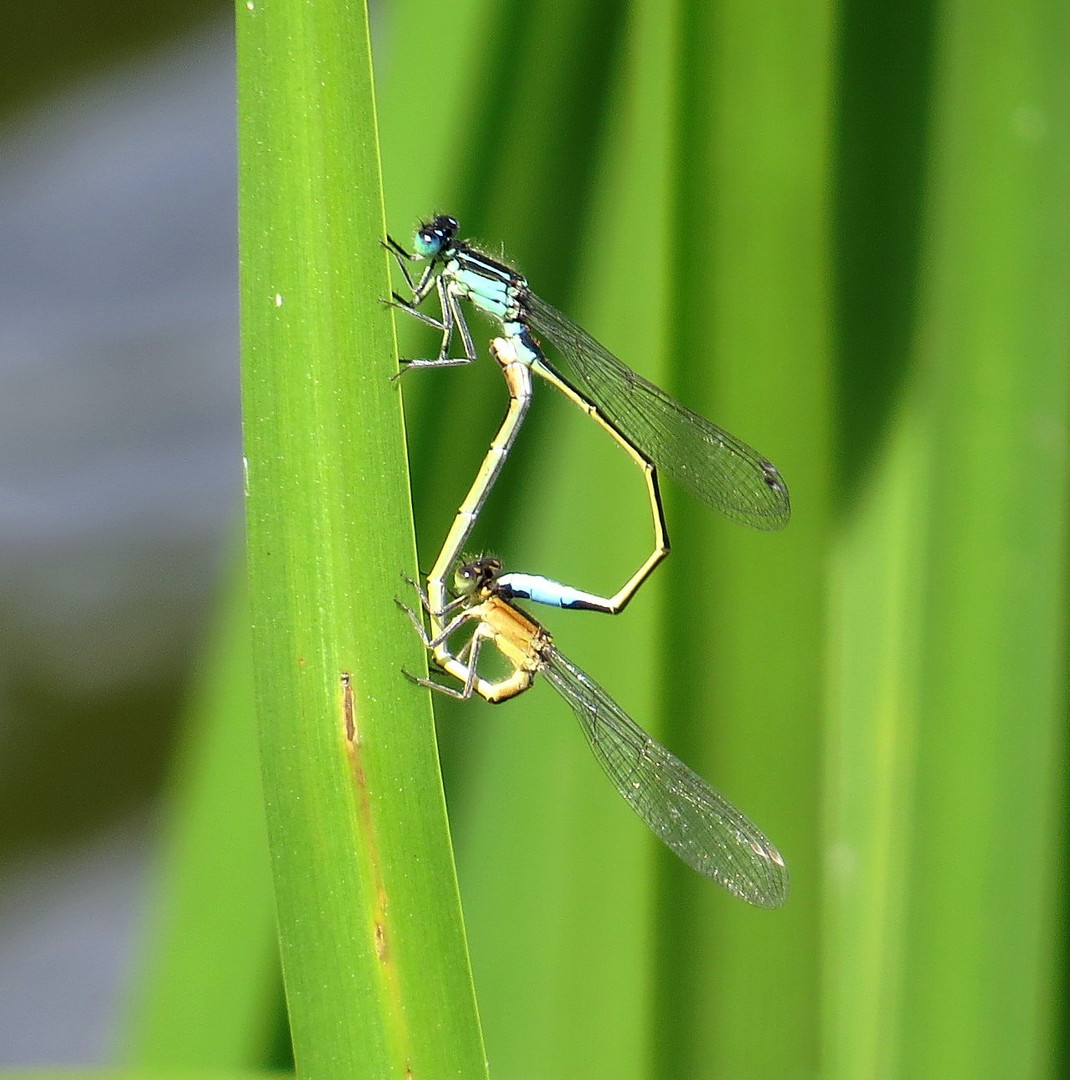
[0,11,239,1062]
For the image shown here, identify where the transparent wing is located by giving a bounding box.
[541,645,789,908]
[526,292,790,530]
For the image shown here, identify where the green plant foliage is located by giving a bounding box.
[122,570,279,1068]
[829,4,1070,1076]
[235,0,486,1075]
[93,0,1070,1078]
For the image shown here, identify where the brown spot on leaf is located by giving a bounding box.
[341,671,357,743]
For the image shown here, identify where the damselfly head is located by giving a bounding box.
[413,215,459,259]
[453,555,502,598]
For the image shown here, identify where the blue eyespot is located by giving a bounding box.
[413,230,442,258]
[412,215,459,258]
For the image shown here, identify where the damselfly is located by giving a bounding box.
[422,338,665,645]
[398,555,790,909]
[385,216,790,615]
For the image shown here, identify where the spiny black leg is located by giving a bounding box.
[402,668,474,700]
[450,291,478,362]
[387,293,448,331]
[381,236,417,290]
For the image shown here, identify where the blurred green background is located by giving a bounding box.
[0,0,1067,1077]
